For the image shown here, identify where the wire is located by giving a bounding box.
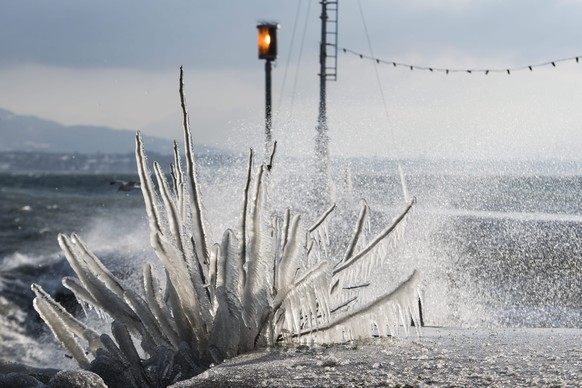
[288,0,312,117]
[341,48,582,75]
[277,0,303,116]
[356,0,400,157]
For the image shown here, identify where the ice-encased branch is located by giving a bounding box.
[341,199,370,264]
[31,283,103,368]
[239,149,253,289]
[179,67,210,267]
[332,197,416,276]
[31,67,426,387]
[240,164,275,350]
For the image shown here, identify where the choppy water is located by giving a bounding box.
[0,159,581,368]
[0,173,152,367]
[352,170,582,328]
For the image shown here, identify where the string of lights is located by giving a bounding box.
[341,47,581,75]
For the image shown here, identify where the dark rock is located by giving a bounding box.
[48,370,106,388]
[87,350,142,388]
[0,373,45,387]
[0,360,59,384]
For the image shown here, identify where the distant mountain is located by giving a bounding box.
[0,107,174,154]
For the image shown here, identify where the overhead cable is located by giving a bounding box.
[341,48,581,75]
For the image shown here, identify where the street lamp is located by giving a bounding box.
[257,22,279,157]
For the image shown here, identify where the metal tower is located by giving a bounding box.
[314,0,338,208]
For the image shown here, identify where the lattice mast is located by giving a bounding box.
[314,0,338,209]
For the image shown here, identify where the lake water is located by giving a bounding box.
[0,158,581,368]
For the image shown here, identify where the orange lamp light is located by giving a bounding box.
[257,23,278,60]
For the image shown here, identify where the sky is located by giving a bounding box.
[1,0,582,160]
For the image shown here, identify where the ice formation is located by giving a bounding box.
[31,68,423,386]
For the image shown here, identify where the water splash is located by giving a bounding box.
[30,69,423,386]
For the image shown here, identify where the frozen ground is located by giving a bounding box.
[173,327,582,387]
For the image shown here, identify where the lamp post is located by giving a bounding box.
[257,22,279,157]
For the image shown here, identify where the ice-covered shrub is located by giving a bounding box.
[31,68,423,386]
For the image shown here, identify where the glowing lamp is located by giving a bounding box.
[257,23,278,60]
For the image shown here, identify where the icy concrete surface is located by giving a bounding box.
[173,327,582,387]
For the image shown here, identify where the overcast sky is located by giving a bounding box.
[1,0,582,160]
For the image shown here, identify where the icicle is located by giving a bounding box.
[61,276,100,310]
[273,260,331,338]
[308,203,335,256]
[277,214,302,291]
[323,270,423,338]
[218,229,243,303]
[398,163,410,203]
[207,243,219,308]
[280,208,292,255]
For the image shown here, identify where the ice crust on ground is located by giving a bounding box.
[173,327,582,387]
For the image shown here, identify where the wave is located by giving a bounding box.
[423,207,582,223]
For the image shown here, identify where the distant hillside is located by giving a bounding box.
[0,107,174,154]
